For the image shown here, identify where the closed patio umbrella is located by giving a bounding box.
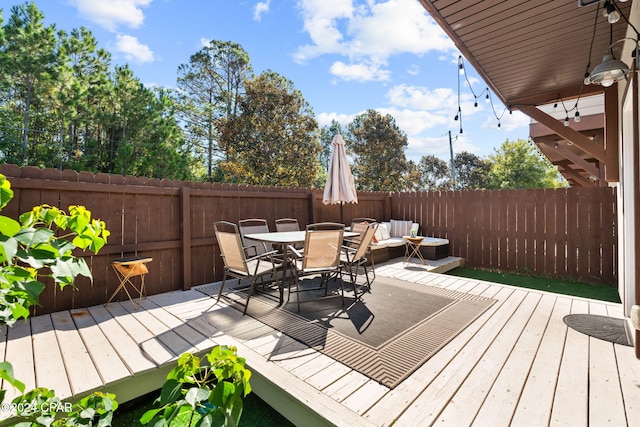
[323,134,358,223]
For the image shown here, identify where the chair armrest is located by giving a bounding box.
[247,249,280,263]
[289,247,303,259]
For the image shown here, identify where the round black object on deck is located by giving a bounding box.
[563,314,633,346]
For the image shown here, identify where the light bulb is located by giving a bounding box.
[601,77,615,87]
[608,10,620,24]
[605,1,620,24]
[459,63,464,75]
[574,111,581,123]
[485,93,490,103]
[564,116,570,127]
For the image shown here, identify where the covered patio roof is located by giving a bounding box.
[419,0,635,186]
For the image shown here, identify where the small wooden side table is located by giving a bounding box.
[107,257,152,308]
[403,236,425,264]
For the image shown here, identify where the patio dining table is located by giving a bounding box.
[245,230,358,304]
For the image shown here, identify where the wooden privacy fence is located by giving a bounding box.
[392,187,617,285]
[0,165,389,315]
[0,165,616,315]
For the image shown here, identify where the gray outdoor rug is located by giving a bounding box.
[212,275,496,388]
[563,314,633,346]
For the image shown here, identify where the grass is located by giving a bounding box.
[445,266,621,303]
[112,390,294,427]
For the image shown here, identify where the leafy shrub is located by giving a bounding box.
[141,346,252,427]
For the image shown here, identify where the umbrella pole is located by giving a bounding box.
[340,202,344,225]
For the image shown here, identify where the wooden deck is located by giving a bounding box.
[1,258,639,426]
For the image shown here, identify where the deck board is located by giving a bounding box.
[69,308,131,385]
[50,311,103,395]
[30,315,72,399]
[1,259,638,427]
[510,296,571,426]
[85,304,157,374]
[4,319,35,403]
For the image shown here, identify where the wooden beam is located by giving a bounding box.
[557,165,595,187]
[520,105,606,163]
[538,140,600,177]
[530,114,603,138]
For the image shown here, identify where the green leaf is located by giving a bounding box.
[185,387,210,408]
[14,227,55,247]
[210,381,235,407]
[80,407,96,420]
[16,247,58,269]
[50,256,92,285]
[0,236,19,264]
[140,407,163,424]
[0,216,20,238]
[159,379,183,406]
[0,361,25,393]
[0,175,14,210]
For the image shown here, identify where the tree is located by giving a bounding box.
[347,110,410,191]
[417,154,451,191]
[54,26,112,171]
[0,1,58,164]
[0,3,192,179]
[174,40,252,180]
[218,70,321,187]
[488,139,560,189]
[454,151,492,190]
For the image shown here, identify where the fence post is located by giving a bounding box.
[181,186,192,290]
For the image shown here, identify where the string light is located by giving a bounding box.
[456,55,509,132]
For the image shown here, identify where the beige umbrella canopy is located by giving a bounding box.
[323,134,358,223]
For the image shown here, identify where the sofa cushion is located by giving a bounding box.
[390,219,413,238]
[376,222,391,241]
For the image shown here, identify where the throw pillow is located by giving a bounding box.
[379,223,391,240]
[390,219,413,238]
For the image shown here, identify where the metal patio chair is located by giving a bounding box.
[213,221,281,314]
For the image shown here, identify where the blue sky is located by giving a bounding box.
[9,0,531,163]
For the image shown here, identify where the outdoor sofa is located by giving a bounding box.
[369,219,449,264]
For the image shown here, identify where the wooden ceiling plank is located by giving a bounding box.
[519,105,606,163]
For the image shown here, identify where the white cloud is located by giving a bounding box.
[387,84,456,111]
[480,109,530,132]
[329,60,391,82]
[294,0,454,82]
[316,111,356,128]
[254,0,271,22]
[72,0,152,32]
[115,34,154,63]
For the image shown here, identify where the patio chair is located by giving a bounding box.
[349,217,378,279]
[275,218,301,232]
[288,222,345,312]
[275,218,304,251]
[213,221,281,315]
[239,218,273,257]
[341,222,378,298]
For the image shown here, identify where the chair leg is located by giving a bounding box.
[338,269,345,306]
[243,278,258,315]
[217,275,229,303]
